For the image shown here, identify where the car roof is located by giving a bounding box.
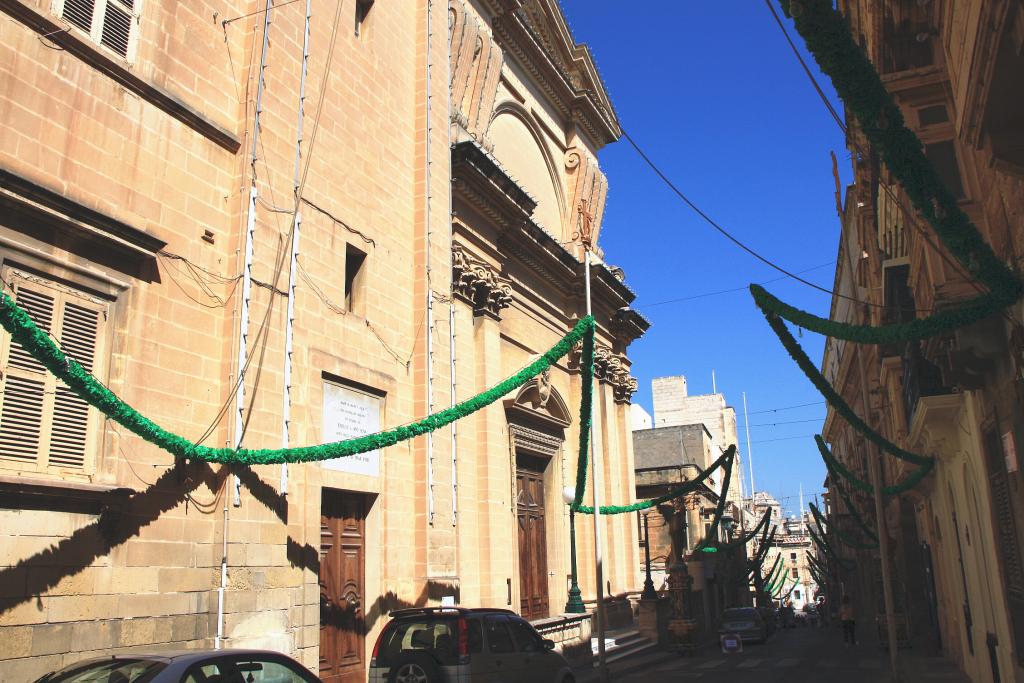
[388,607,517,619]
[58,649,303,668]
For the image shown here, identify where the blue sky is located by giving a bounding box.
[560,4,852,516]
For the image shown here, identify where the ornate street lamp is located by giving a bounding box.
[562,486,585,613]
[641,510,658,600]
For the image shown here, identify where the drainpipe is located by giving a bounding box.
[218,0,273,649]
[281,0,312,496]
[425,0,435,525]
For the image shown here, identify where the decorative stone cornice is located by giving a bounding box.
[452,244,513,319]
[568,340,636,404]
[490,0,621,145]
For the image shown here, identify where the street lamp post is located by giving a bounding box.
[562,486,585,613]
[641,511,658,600]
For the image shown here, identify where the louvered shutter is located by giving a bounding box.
[59,0,139,60]
[0,277,104,472]
[49,302,99,469]
[100,0,133,58]
[0,287,54,465]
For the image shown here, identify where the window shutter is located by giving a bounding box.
[100,0,133,58]
[61,0,96,33]
[0,375,46,465]
[49,302,100,469]
[0,286,54,466]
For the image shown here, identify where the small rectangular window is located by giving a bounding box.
[57,0,140,60]
[344,244,367,314]
[790,552,797,561]
[792,568,799,579]
[925,141,966,200]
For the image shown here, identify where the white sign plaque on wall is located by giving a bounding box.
[322,380,382,477]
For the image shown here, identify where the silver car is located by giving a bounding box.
[32,649,319,683]
[369,607,575,683]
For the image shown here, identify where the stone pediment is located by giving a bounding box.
[505,371,572,430]
[491,0,620,145]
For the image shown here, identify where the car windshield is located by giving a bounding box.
[34,658,166,683]
[377,617,460,666]
[722,608,758,620]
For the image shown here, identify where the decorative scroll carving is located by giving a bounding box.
[567,338,636,403]
[452,243,513,319]
[509,423,563,458]
[564,146,608,249]
[450,0,504,151]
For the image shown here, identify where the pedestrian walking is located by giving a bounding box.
[839,595,856,646]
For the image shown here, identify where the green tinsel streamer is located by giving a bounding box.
[575,444,735,515]
[751,284,1015,345]
[763,312,933,467]
[765,554,787,593]
[775,579,798,601]
[571,322,595,511]
[807,549,830,577]
[809,501,877,550]
[762,553,784,590]
[748,525,778,572]
[826,467,879,541]
[0,290,594,464]
[694,448,736,550]
[815,435,936,495]
[759,0,1022,344]
[713,507,772,552]
[808,524,854,570]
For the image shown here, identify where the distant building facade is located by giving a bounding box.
[650,375,746,507]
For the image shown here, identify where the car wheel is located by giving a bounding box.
[388,654,441,683]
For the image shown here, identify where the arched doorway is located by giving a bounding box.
[506,373,571,620]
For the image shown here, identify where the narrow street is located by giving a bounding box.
[613,626,889,682]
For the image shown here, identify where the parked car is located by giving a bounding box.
[32,649,319,683]
[369,607,575,683]
[717,607,768,644]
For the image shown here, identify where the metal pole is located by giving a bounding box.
[742,392,756,509]
[585,250,608,682]
[641,512,657,600]
[565,507,585,613]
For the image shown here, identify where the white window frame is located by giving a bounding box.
[0,268,108,477]
[51,0,143,63]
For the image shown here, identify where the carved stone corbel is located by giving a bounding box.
[451,244,513,319]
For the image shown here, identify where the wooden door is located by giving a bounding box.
[517,456,548,620]
[319,491,366,683]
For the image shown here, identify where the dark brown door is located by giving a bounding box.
[319,491,366,683]
[517,455,549,620]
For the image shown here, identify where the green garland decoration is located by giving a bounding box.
[756,0,1022,345]
[807,550,830,578]
[0,290,594,464]
[762,553,784,591]
[809,501,877,550]
[808,564,827,588]
[748,525,778,572]
[714,508,772,552]
[826,468,878,541]
[751,285,1015,346]
[808,524,854,570]
[763,312,933,467]
[575,445,736,515]
[767,556,789,594]
[775,579,798,601]
[694,448,736,550]
[815,435,936,496]
[570,322,595,510]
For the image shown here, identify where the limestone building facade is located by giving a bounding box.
[0,0,647,679]
[821,2,1024,681]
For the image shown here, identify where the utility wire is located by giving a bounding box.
[638,261,834,309]
[748,400,824,415]
[220,0,305,26]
